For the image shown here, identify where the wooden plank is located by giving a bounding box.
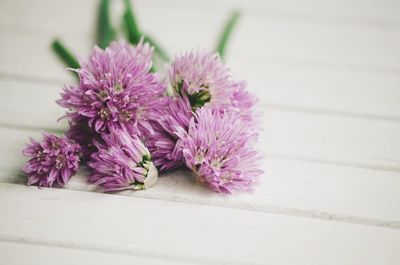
[1,0,400,38]
[0,183,399,265]
[142,0,400,28]
[235,63,400,120]
[0,80,68,130]
[261,108,400,171]
[1,0,400,72]
[1,127,399,226]
[0,0,97,37]
[0,241,190,265]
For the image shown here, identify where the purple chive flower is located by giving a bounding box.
[88,127,158,192]
[230,81,257,123]
[146,96,193,171]
[22,133,81,187]
[57,40,166,137]
[168,50,257,122]
[182,108,262,194]
[169,50,233,109]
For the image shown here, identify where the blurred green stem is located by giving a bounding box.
[215,10,241,58]
[123,0,141,44]
[97,0,117,48]
[51,39,80,70]
[123,0,170,63]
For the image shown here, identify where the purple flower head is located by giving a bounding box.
[22,133,81,187]
[88,127,158,192]
[147,96,193,171]
[168,50,257,124]
[229,81,257,123]
[169,50,233,109]
[57,40,166,137]
[182,108,263,194]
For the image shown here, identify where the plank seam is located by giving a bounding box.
[0,235,254,265]
[1,181,399,230]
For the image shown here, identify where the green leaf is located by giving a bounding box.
[51,39,80,70]
[215,10,241,59]
[97,0,117,48]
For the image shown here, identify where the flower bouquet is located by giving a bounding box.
[22,0,262,194]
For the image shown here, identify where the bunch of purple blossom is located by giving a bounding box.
[57,40,165,136]
[22,40,262,194]
[147,50,262,193]
[146,96,193,171]
[23,133,81,187]
[168,50,256,119]
[182,108,262,193]
[88,127,158,192]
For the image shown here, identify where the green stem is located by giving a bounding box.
[215,10,241,58]
[123,0,141,44]
[51,39,80,69]
[97,0,117,48]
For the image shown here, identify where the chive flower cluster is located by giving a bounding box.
[22,40,262,194]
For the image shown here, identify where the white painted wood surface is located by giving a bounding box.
[0,0,399,264]
[0,241,190,265]
[1,183,400,265]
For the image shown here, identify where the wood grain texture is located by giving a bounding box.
[159,0,400,28]
[0,241,190,265]
[1,183,399,265]
[2,0,400,35]
[1,127,399,227]
[2,0,400,70]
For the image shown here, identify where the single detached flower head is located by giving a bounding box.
[22,133,81,187]
[169,50,233,109]
[88,127,158,192]
[147,96,193,171]
[182,108,262,194]
[57,40,165,137]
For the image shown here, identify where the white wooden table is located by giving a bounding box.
[0,0,399,264]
